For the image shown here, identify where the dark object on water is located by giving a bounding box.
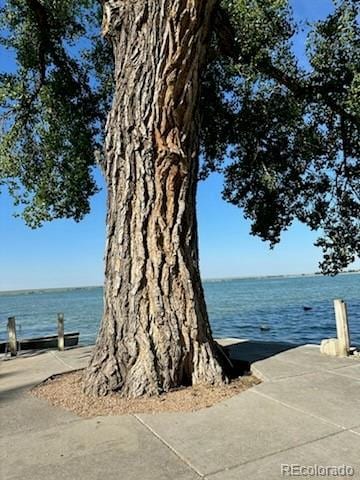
[0,332,79,354]
[303,306,312,311]
[260,324,270,331]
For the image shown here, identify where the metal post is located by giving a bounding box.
[58,313,64,351]
[334,299,350,357]
[7,317,17,357]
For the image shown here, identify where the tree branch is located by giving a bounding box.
[212,6,359,126]
[22,0,94,108]
[25,0,50,93]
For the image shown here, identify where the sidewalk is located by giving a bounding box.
[1,340,360,479]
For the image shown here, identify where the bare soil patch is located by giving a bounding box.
[31,370,261,417]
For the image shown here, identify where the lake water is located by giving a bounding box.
[0,274,359,347]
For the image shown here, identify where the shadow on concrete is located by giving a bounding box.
[0,382,37,404]
[1,349,51,361]
[0,369,24,379]
[71,352,92,359]
[219,339,304,376]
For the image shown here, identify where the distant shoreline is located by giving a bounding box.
[204,270,360,282]
[0,271,359,295]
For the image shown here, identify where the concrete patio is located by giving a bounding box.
[1,340,360,479]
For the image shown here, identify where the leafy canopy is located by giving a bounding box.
[0,0,111,225]
[0,0,359,273]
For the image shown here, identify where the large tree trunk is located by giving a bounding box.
[84,0,225,397]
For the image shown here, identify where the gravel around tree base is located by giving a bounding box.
[31,370,261,417]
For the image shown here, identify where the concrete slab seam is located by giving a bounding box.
[202,428,351,479]
[50,351,76,369]
[249,389,348,431]
[250,366,268,382]
[325,369,360,381]
[256,352,360,373]
[133,414,204,479]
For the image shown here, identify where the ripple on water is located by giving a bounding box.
[0,275,359,346]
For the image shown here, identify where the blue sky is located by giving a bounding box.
[0,0,358,290]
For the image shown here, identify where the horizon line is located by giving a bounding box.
[1,270,359,294]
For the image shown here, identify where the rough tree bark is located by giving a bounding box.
[84,0,225,397]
